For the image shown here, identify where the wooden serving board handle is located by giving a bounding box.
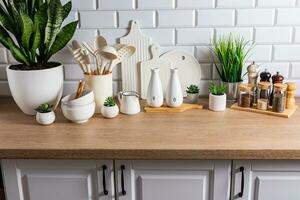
[144,103,203,113]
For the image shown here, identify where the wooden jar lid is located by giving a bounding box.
[258,82,271,90]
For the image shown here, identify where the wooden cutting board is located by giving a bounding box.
[160,51,201,97]
[120,20,152,93]
[231,103,298,118]
[140,43,172,99]
[144,103,203,113]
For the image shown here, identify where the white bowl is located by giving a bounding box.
[61,90,94,106]
[61,102,95,123]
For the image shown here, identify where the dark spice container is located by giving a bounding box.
[272,83,287,113]
[260,69,271,82]
[270,72,284,106]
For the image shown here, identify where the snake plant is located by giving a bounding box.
[0,0,78,68]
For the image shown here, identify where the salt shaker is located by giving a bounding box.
[247,61,260,104]
[286,82,297,109]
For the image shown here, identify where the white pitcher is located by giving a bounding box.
[166,68,183,107]
[118,91,140,115]
[147,68,163,107]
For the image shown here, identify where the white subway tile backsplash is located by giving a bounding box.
[255,27,293,44]
[177,28,213,45]
[158,10,195,27]
[215,27,253,41]
[0,49,7,64]
[258,0,296,7]
[277,8,300,25]
[2,1,300,96]
[177,0,214,9]
[99,0,134,10]
[80,11,116,28]
[274,45,300,61]
[143,29,175,45]
[291,63,300,78]
[237,9,275,26]
[198,9,235,27]
[248,45,272,61]
[138,0,174,9]
[118,11,155,28]
[217,0,255,8]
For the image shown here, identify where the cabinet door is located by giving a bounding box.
[1,159,114,200]
[115,160,231,200]
[232,160,300,200]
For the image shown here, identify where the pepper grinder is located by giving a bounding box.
[247,61,260,104]
[270,72,284,106]
[260,69,271,82]
[286,82,297,109]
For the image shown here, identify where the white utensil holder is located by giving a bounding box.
[84,73,113,113]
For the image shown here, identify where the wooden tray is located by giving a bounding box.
[144,103,203,113]
[231,103,298,118]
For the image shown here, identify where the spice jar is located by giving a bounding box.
[238,84,254,108]
[247,61,260,86]
[257,82,271,110]
[260,69,271,82]
[270,72,284,106]
[272,83,287,113]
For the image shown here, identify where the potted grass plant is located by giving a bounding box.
[209,82,226,112]
[211,34,253,101]
[0,0,78,115]
[186,84,199,104]
[35,103,55,125]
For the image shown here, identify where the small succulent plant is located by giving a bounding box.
[186,84,200,94]
[209,82,226,96]
[104,97,116,107]
[35,103,53,113]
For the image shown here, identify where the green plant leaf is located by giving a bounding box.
[46,21,78,61]
[21,12,34,51]
[0,5,15,34]
[44,0,64,52]
[62,1,72,20]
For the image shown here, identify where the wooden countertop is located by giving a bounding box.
[0,97,300,160]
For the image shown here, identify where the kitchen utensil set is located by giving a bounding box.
[70,36,135,76]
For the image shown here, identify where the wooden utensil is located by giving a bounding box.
[140,43,172,99]
[120,20,152,93]
[75,80,85,99]
[94,35,107,50]
[144,103,203,113]
[108,45,136,73]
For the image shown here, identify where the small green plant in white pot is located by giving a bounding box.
[209,83,227,112]
[186,84,199,104]
[1,0,78,115]
[35,103,55,125]
[101,97,119,119]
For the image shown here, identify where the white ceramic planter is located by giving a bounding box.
[187,93,199,104]
[36,111,55,125]
[84,73,113,113]
[6,65,64,115]
[209,93,227,112]
[101,105,119,118]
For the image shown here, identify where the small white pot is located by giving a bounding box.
[187,92,199,104]
[101,105,119,118]
[6,64,64,115]
[209,93,227,112]
[36,111,55,125]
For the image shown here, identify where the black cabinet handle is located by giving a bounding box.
[121,165,126,195]
[238,166,244,198]
[102,165,108,195]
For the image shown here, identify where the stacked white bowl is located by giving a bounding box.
[61,90,95,123]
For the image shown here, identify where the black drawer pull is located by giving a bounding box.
[121,165,126,195]
[102,165,108,195]
[237,166,244,198]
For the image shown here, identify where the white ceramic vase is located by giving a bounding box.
[101,105,119,118]
[84,73,113,113]
[166,68,183,107]
[36,111,56,125]
[209,93,227,112]
[187,92,199,104]
[6,65,64,115]
[147,68,163,107]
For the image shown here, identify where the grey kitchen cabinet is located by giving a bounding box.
[232,160,300,200]
[1,160,114,200]
[115,160,231,200]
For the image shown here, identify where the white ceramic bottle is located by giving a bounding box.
[147,68,163,107]
[166,68,183,107]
